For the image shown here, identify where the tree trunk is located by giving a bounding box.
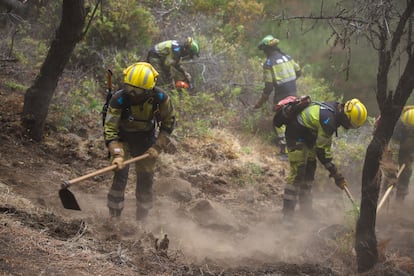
[21,0,86,141]
[355,124,389,272]
[356,53,414,272]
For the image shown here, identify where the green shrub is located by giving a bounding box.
[4,81,28,91]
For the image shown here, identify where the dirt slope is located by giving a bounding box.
[1,86,414,275]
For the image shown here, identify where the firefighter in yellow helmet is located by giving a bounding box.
[388,106,414,201]
[282,98,367,220]
[104,62,176,220]
[147,37,200,89]
[253,35,302,158]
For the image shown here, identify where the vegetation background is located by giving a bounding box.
[1,0,378,163]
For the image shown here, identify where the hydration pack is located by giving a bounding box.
[273,95,312,128]
[101,89,162,127]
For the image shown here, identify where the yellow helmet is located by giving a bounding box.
[123,62,159,89]
[401,106,414,126]
[344,98,367,128]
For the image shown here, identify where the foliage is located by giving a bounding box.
[224,0,264,35]
[71,1,158,71]
[19,37,49,67]
[50,76,101,132]
[297,74,338,101]
[85,2,157,50]
[10,0,378,178]
[4,81,28,91]
[189,0,228,14]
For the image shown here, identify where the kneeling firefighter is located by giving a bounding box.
[104,62,176,220]
[282,98,367,219]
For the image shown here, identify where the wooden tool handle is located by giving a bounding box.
[377,163,406,212]
[63,153,149,188]
[107,69,113,91]
[343,185,355,204]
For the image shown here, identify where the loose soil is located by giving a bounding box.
[1,82,414,275]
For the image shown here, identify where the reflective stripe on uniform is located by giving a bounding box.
[108,189,125,198]
[283,184,297,200]
[107,200,124,210]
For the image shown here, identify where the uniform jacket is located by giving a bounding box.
[262,49,301,97]
[292,102,340,164]
[390,115,414,160]
[104,87,175,145]
[148,40,187,74]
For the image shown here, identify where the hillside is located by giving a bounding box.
[2,69,414,275]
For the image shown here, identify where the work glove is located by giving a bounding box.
[184,72,192,84]
[155,131,170,151]
[108,141,125,170]
[112,157,125,170]
[333,172,346,190]
[254,94,269,109]
[145,147,159,160]
[324,162,346,190]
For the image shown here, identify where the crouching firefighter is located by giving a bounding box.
[104,62,176,220]
[282,98,367,220]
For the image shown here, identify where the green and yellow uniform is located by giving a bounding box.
[389,106,414,201]
[104,87,175,218]
[283,101,347,217]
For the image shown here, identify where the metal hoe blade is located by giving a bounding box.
[59,188,81,211]
[58,153,149,211]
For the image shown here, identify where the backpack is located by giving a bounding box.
[273,95,312,128]
[101,90,113,126]
[101,89,162,127]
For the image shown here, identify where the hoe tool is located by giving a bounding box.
[342,184,360,213]
[59,153,149,211]
[377,163,406,213]
[343,185,356,205]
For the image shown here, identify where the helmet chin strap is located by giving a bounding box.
[131,88,145,96]
[129,88,151,104]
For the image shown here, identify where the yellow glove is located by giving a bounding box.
[154,131,170,151]
[145,147,159,160]
[108,141,125,170]
[112,157,125,170]
[333,172,346,190]
[108,141,124,157]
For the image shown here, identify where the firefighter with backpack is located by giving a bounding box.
[253,35,302,158]
[103,62,176,220]
[146,37,200,89]
[281,98,367,221]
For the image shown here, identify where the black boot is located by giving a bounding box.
[282,184,297,218]
[282,198,296,218]
[136,204,149,220]
[135,172,154,220]
[298,187,316,219]
[109,208,122,218]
